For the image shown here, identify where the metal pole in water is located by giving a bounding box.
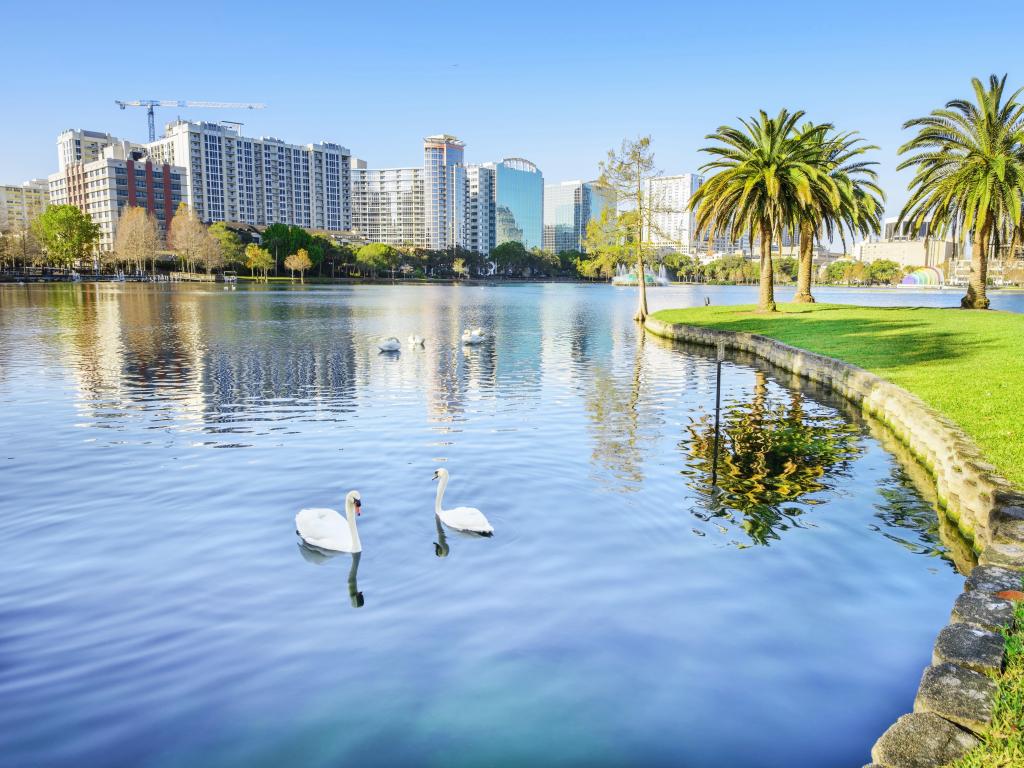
[711,341,725,487]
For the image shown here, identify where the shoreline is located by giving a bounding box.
[644,308,1024,766]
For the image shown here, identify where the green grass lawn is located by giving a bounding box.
[652,303,1024,488]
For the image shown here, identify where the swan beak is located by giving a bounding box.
[354,498,362,516]
[431,471,439,480]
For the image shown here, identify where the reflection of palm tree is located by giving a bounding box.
[686,371,861,545]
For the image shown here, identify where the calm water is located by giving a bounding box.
[0,283,992,767]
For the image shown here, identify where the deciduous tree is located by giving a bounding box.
[168,203,206,273]
[284,248,313,282]
[31,204,100,269]
[112,206,161,274]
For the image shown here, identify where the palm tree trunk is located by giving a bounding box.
[794,219,815,303]
[962,221,991,309]
[758,226,776,312]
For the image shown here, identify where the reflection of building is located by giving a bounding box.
[48,142,185,251]
[543,180,615,253]
[853,217,954,269]
[0,179,49,231]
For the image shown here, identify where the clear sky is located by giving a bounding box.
[4,0,1023,217]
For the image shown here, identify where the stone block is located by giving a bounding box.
[933,623,1005,675]
[951,591,1016,632]
[964,564,1023,594]
[978,542,1024,569]
[913,663,997,733]
[870,712,979,767]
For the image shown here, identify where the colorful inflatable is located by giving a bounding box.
[900,266,943,287]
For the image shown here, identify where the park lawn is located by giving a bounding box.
[652,303,1024,488]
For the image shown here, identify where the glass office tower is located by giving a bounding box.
[543,180,616,253]
[491,158,543,251]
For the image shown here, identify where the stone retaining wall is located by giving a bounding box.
[644,316,1024,768]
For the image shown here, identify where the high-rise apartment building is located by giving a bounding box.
[422,135,466,250]
[57,129,122,171]
[146,121,351,230]
[350,163,426,247]
[349,136,544,255]
[0,179,49,231]
[464,165,495,256]
[543,180,615,253]
[48,142,185,252]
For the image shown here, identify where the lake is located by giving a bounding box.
[0,282,997,767]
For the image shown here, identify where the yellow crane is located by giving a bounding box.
[114,99,266,141]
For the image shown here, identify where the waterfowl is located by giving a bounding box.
[296,491,363,552]
[378,337,401,352]
[432,468,493,535]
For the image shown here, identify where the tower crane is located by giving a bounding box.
[114,100,267,142]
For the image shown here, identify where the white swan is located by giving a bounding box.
[461,329,484,346]
[295,491,363,552]
[378,337,401,352]
[408,334,425,347]
[432,468,493,535]
[473,326,486,338]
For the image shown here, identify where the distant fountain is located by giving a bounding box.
[611,263,669,287]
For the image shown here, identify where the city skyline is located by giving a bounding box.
[4,1,1024,218]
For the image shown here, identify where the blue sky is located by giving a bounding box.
[5,0,1024,216]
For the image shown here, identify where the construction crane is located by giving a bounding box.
[114,100,266,141]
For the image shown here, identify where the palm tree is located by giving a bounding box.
[898,74,1024,309]
[691,110,836,312]
[793,126,884,303]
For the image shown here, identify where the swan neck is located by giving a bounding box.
[346,502,362,552]
[435,475,447,514]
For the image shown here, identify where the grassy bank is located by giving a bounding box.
[951,597,1024,767]
[652,302,1024,766]
[651,303,1024,487]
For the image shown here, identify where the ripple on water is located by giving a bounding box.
[0,282,971,768]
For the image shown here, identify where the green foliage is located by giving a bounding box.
[687,373,861,545]
[490,241,530,275]
[898,74,1024,309]
[867,258,902,285]
[652,303,1024,487]
[948,596,1024,768]
[580,208,628,279]
[774,256,798,281]
[692,110,843,311]
[209,222,244,266]
[244,243,274,281]
[356,242,401,276]
[31,204,100,268]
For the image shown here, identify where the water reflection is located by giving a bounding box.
[684,370,862,545]
[297,544,364,608]
[434,515,449,558]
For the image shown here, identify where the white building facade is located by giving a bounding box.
[350,164,426,247]
[853,216,955,269]
[0,179,49,231]
[145,121,351,231]
[48,142,185,252]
